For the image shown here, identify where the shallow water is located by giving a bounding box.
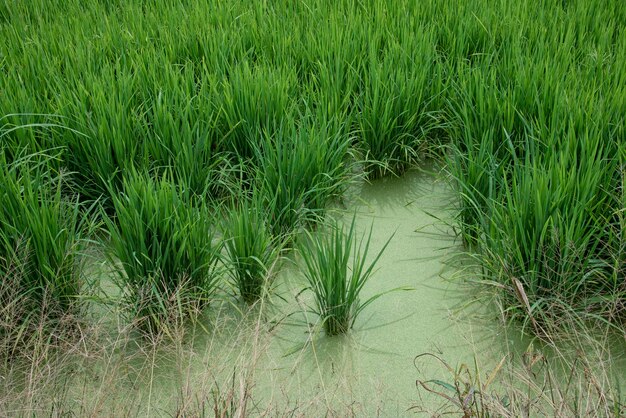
[101,168,529,416]
[67,168,626,416]
[243,168,528,415]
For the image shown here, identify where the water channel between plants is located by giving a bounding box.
[250,168,532,415]
[75,169,552,415]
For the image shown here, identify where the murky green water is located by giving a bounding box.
[241,168,528,415]
[67,169,624,416]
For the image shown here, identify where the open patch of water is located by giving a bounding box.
[66,168,625,416]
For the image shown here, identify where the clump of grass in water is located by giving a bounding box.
[444,41,626,331]
[355,33,440,179]
[222,193,280,304]
[105,171,222,335]
[0,148,93,325]
[298,216,392,336]
[449,126,624,334]
[252,118,352,239]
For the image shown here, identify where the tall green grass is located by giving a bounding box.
[105,172,222,333]
[222,194,279,304]
[1,0,625,335]
[252,118,353,238]
[445,2,626,329]
[1,0,626,414]
[0,148,91,324]
[215,63,296,162]
[355,30,440,178]
[298,216,391,336]
[473,132,618,328]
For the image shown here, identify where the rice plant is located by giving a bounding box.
[476,131,619,328]
[443,4,626,328]
[297,216,391,336]
[60,65,143,210]
[136,73,228,198]
[222,194,280,304]
[215,62,296,162]
[355,32,439,179]
[0,148,92,326]
[105,171,222,333]
[2,0,626,411]
[253,118,352,238]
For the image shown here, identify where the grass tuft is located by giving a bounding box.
[222,193,280,304]
[105,171,222,334]
[297,215,391,336]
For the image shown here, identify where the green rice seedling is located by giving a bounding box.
[136,70,228,198]
[297,114,355,215]
[0,148,92,324]
[355,30,439,179]
[297,216,392,336]
[253,118,353,239]
[60,65,143,210]
[476,129,618,329]
[605,143,626,292]
[299,13,365,123]
[442,6,626,328]
[2,0,626,414]
[222,194,280,304]
[446,126,514,246]
[445,61,532,242]
[0,114,64,161]
[105,171,222,334]
[215,62,296,162]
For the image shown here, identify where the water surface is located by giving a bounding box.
[70,169,533,416]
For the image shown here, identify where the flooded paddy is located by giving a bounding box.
[65,169,535,416]
[4,1,626,415]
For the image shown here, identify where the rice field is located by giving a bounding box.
[1,0,625,415]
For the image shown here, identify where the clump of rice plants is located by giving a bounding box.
[60,66,144,211]
[297,216,391,336]
[253,118,353,239]
[483,134,618,327]
[215,62,296,162]
[444,20,626,331]
[105,172,222,334]
[222,194,280,304]
[138,81,228,198]
[355,33,439,179]
[0,148,92,338]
